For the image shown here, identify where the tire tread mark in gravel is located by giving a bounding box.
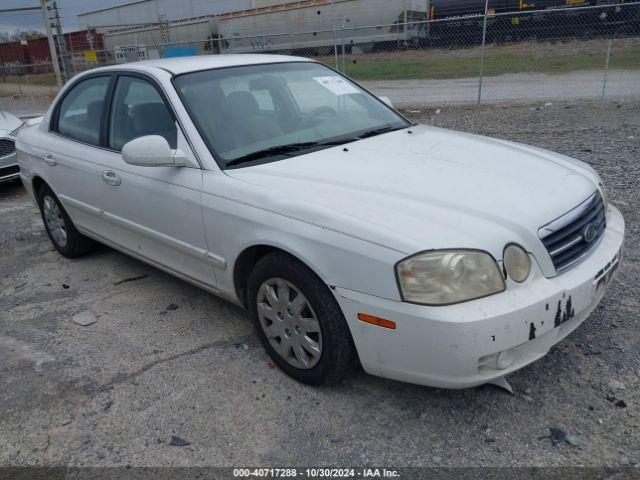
[99,334,254,392]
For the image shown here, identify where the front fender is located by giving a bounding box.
[201,173,405,302]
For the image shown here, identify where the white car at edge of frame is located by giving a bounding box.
[16,55,625,388]
[0,111,25,183]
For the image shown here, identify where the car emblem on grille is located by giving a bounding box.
[582,223,598,243]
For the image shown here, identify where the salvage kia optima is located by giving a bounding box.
[16,55,624,388]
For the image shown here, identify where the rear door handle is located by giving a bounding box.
[43,153,57,166]
[101,170,121,186]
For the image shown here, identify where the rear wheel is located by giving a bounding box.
[248,252,358,385]
[37,184,94,257]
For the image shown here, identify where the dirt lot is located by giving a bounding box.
[0,100,638,468]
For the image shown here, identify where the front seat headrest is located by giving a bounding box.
[130,103,175,136]
[221,91,260,120]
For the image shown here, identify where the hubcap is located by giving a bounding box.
[256,278,322,370]
[42,195,67,247]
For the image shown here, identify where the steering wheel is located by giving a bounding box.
[299,106,337,129]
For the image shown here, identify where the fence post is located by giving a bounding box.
[40,0,63,88]
[477,0,489,106]
[341,18,348,73]
[601,40,612,101]
[331,0,338,69]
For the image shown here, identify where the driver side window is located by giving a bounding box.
[109,76,177,151]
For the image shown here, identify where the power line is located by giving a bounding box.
[0,6,41,13]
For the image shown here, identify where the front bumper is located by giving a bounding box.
[334,206,625,389]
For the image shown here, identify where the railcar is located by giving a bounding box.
[425,0,637,46]
[101,0,638,57]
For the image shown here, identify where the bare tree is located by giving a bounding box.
[0,30,43,44]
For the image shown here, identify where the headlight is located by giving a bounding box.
[599,182,608,212]
[503,244,530,283]
[396,249,505,305]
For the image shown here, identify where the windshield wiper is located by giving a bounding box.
[225,142,321,167]
[225,139,354,168]
[225,128,406,167]
[357,125,405,140]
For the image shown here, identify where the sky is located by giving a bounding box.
[2,0,128,32]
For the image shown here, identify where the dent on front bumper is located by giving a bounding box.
[334,206,625,389]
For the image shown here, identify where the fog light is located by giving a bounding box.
[496,349,515,370]
[504,244,531,283]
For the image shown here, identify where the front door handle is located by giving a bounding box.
[43,153,57,166]
[101,170,121,186]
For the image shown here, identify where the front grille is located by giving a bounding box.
[0,138,16,158]
[539,192,606,273]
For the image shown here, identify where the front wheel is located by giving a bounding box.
[247,252,358,385]
[37,184,94,258]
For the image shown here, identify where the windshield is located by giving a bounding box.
[173,62,409,168]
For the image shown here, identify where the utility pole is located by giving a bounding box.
[53,1,69,80]
[40,0,62,87]
[47,1,69,82]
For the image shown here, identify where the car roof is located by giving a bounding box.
[97,54,312,75]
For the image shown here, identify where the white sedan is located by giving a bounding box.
[16,55,624,388]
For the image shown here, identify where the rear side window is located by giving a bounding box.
[56,76,110,145]
[109,76,177,151]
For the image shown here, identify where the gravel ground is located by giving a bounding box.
[0,99,638,469]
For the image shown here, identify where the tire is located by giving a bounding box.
[37,183,94,258]
[248,252,359,385]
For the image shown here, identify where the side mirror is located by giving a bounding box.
[122,135,177,167]
[379,96,394,108]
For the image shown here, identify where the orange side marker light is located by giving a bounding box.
[358,313,396,330]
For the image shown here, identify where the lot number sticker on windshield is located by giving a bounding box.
[313,76,360,95]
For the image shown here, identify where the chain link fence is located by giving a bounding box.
[1,2,640,115]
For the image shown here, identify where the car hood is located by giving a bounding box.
[225,125,599,275]
[0,111,23,136]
